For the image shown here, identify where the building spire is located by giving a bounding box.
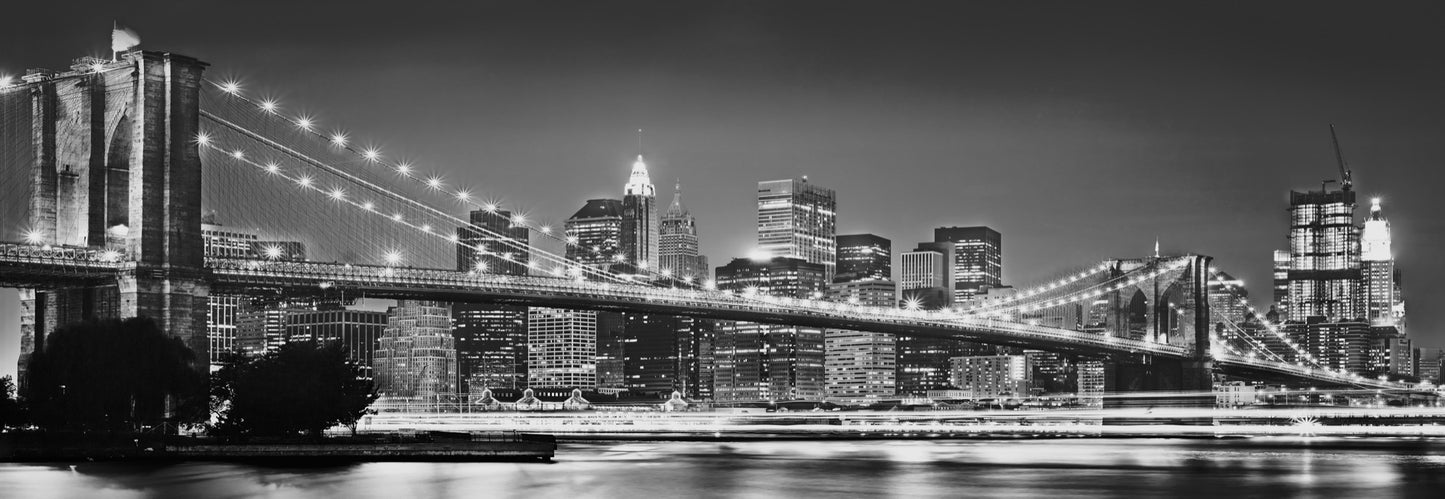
[668,178,686,214]
[624,130,655,197]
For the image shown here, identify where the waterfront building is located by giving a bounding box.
[934,226,1002,299]
[949,355,1031,399]
[452,216,530,393]
[623,313,712,398]
[712,257,828,402]
[1282,318,1372,374]
[825,278,897,403]
[373,300,458,411]
[527,307,598,389]
[1077,360,1106,406]
[453,304,528,392]
[756,177,837,281]
[285,308,388,380]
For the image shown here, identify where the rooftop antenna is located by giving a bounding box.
[637,128,643,157]
[1330,124,1353,192]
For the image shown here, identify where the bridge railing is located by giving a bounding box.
[0,242,126,268]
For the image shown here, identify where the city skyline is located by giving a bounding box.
[4,1,1445,381]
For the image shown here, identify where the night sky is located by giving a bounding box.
[4,1,1445,377]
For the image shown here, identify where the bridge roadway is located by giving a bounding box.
[0,243,1409,390]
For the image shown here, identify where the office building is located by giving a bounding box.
[566,199,625,270]
[825,278,897,402]
[373,300,458,411]
[527,307,598,389]
[899,242,955,307]
[950,355,1031,399]
[621,153,660,270]
[712,257,828,402]
[934,226,1002,299]
[285,308,388,380]
[835,233,890,283]
[1361,198,1399,327]
[1285,186,1360,321]
[453,304,528,392]
[456,208,529,274]
[660,180,709,282]
[756,177,837,280]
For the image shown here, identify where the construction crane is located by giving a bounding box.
[1330,124,1353,192]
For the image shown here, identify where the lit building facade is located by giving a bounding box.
[934,226,1002,299]
[835,233,891,283]
[453,214,530,393]
[456,208,530,274]
[949,355,1031,399]
[1285,188,1360,321]
[527,307,598,389]
[825,278,897,402]
[899,242,955,307]
[659,180,709,282]
[373,300,458,410]
[453,304,528,392]
[285,309,388,380]
[565,199,624,270]
[712,257,828,402]
[757,177,837,281]
[1361,198,1399,327]
[1272,249,1291,314]
[621,154,660,270]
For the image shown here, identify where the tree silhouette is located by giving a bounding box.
[23,317,205,432]
[211,342,377,438]
[0,375,21,429]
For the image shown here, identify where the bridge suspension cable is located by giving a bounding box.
[202,79,694,287]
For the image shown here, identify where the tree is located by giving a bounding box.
[211,342,377,438]
[24,317,206,432]
[0,375,21,429]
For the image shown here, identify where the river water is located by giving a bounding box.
[2,438,1444,498]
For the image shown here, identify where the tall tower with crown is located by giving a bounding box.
[621,130,659,271]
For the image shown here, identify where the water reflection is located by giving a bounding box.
[1,439,1443,498]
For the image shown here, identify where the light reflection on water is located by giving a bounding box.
[2,438,1444,498]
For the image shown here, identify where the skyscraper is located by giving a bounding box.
[453,304,528,392]
[1361,198,1397,327]
[712,257,829,402]
[456,208,530,274]
[373,300,458,412]
[566,199,625,270]
[835,233,891,283]
[757,177,837,281]
[453,209,530,394]
[825,278,897,403]
[527,307,598,389]
[1285,187,1360,321]
[934,226,1002,299]
[660,180,709,282]
[621,153,659,270]
[1272,249,1291,314]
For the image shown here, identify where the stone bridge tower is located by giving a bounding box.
[19,51,210,382]
[1099,255,1214,406]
